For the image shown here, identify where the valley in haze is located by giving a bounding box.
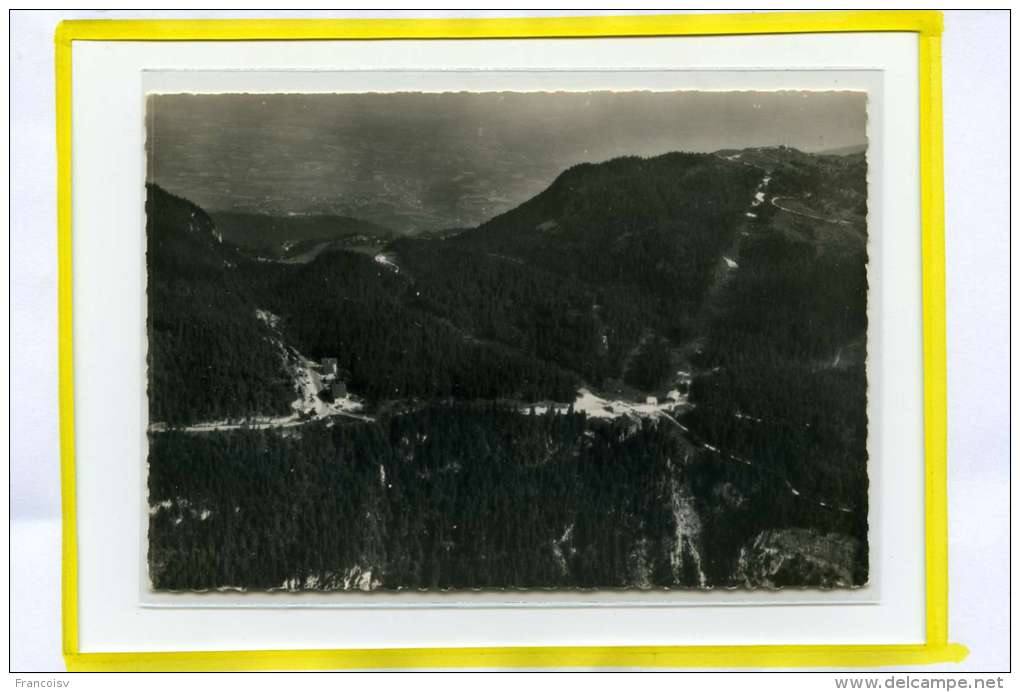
[145,91,869,593]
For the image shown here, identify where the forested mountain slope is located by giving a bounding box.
[460,153,762,316]
[386,152,766,392]
[146,147,870,591]
[146,185,293,424]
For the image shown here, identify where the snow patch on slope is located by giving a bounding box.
[524,388,687,426]
[374,253,399,273]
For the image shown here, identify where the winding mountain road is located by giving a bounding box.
[770,196,852,226]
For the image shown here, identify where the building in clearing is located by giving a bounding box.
[317,358,346,400]
[318,381,346,404]
[318,380,347,402]
[675,370,693,394]
[320,357,339,380]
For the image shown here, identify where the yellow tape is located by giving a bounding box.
[65,644,969,672]
[55,18,78,662]
[56,10,962,670]
[918,28,950,649]
[54,11,943,42]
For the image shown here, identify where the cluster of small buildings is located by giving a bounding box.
[318,357,347,400]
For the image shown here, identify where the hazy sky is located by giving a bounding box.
[148,91,867,232]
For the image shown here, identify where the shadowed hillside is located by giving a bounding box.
[147,147,869,591]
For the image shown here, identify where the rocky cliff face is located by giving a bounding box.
[668,466,708,588]
[734,528,863,589]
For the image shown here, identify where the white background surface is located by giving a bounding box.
[71,33,923,651]
[9,9,1010,672]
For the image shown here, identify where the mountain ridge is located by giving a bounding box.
[146,146,869,591]
[211,210,395,260]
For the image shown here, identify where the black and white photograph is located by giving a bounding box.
[144,90,870,593]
